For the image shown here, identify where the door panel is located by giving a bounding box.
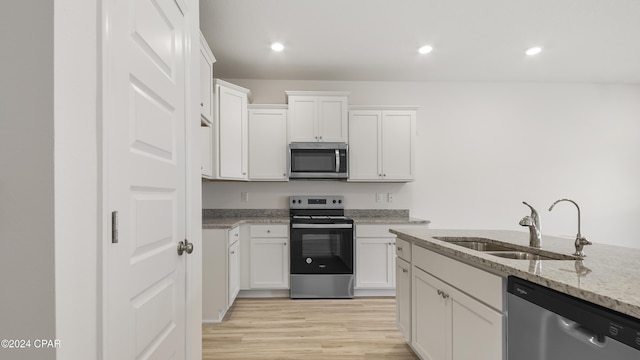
[105,0,187,358]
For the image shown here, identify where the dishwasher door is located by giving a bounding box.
[507,277,640,360]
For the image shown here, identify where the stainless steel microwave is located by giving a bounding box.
[288,142,348,179]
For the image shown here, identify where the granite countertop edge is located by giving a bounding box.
[389,228,640,320]
[203,216,429,229]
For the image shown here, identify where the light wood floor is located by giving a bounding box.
[202,297,418,360]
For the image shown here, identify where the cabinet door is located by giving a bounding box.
[200,47,213,124]
[412,267,451,360]
[228,240,240,306]
[217,84,248,179]
[250,238,289,288]
[355,237,395,288]
[288,96,318,142]
[200,125,213,178]
[348,111,381,181]
[451,290,503,360]
[381,111,415,181]
[396,258,411,342]
[318,96,348,142]
[248,108,288,181]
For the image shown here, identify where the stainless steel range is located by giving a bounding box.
[289,195,355,298]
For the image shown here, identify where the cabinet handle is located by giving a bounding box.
[319,136,322,140]
[267,230,271,233]
[402,268,408,273]
[200,102,204,106]
[230,250,235,254]
[383,174,386,177]
[397,246,403,251]
[283,242,287,246]
[437,289,450,299]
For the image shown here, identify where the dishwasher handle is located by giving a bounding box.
[557,315,606,348]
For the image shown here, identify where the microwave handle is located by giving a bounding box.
[335,149,340,173]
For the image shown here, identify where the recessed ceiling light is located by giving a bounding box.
[418,45,433,54]
[525,46,542,56]
[271,42,284,52]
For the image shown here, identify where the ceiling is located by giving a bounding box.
[200,0,640,83]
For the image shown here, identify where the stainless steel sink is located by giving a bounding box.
[446,241,515,252]
[433,236,578,261]
[486,251,576,261]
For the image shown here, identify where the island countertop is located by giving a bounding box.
[389,228,640,320]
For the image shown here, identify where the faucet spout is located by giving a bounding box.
[520,201,541,248]
[548,198,592,258]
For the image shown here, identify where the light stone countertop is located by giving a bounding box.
[389,228,640,320]
[202,216,429,229]
[202,208,429,229]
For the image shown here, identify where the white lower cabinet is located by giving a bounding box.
[410,245,504,360]
[202,226,240,322]
[396,257,411,342]
[356,236,396,289]
[249,225,289,289]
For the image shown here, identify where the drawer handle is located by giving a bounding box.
[230,250,235,254]
[283,242,287,246]
[397,246,403,251]
[267,230,271,233]
[437,289,450,299]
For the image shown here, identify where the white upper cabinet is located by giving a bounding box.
[200,125,213,178]
[199,32,215,125]
[212,79,250,180]
[348,106,417,182]
[286,91,349,143]
[248,105,288,181]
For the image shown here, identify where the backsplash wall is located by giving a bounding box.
[202,181,412,209]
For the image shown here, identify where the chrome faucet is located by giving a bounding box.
[519,201,541,248]
[549,199,592,258]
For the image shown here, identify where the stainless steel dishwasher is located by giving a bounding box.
[507,276,640,359]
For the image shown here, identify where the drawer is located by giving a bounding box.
[228,226,240,245]
[250,224,288,238]
[396,238,411,262]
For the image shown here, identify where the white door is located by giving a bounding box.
[288,96,318,142]
[318,96,348,142]
[355,237,395,288]
[104,0,188,358]
[250,238,289,289]
[348,110,381,180]
[381,111,414,180]
[217,85,248,179]
[248,108,288,180]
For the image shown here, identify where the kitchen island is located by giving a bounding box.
[389,228,640,318]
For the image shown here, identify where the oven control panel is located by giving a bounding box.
[290,195,344,209]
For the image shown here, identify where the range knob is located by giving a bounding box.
[338,199,342,204]
[332,200,337,204]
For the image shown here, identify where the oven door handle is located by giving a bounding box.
[292,223,353,229]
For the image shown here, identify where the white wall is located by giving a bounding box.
[204,79,640,249]
[54,0,98,359]
[0,2,56,360]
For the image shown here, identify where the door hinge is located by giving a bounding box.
[111,211,118,244]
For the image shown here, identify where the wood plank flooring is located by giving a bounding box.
[202,297,418,360]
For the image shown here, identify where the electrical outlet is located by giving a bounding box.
[376,193,382,202]
[241,192,249,202]
[387,193,393,203]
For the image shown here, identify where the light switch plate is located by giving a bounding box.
[241,192,249,202]
[376,193,382,202]
[387,193,393,202]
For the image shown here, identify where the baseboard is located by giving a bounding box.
[238,289,290,298]
[354,289,396,297]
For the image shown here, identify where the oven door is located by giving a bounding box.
[290,223,354,274]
